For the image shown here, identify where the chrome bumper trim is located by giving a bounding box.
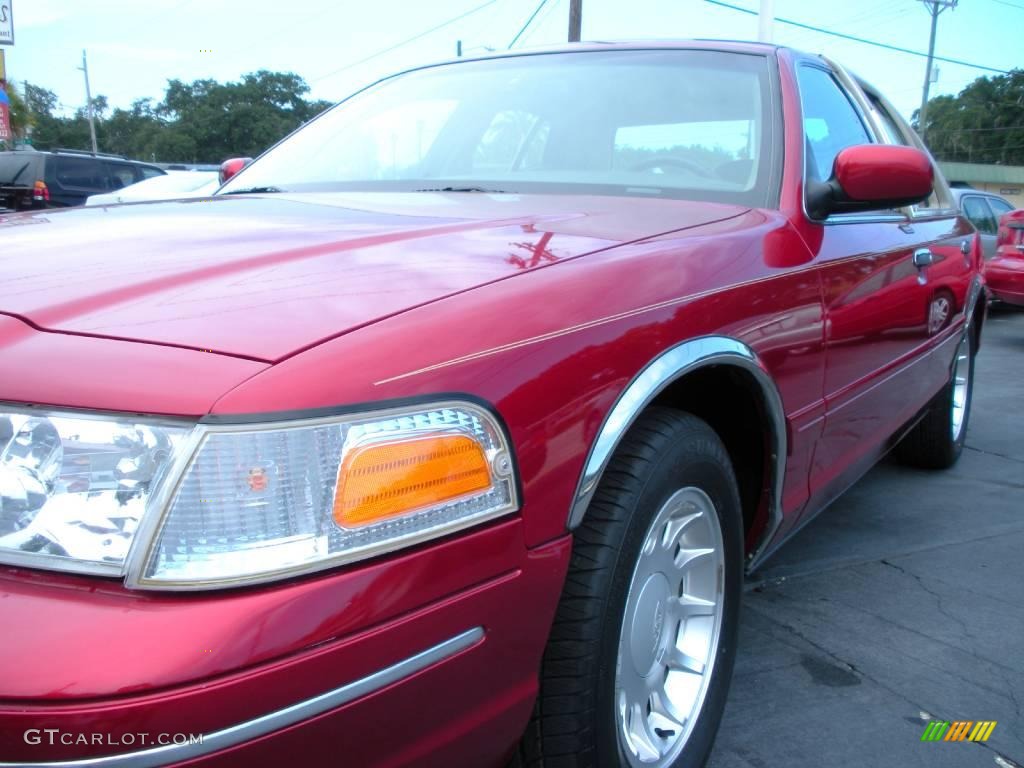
[1,627,484,768]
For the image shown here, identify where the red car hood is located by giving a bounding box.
[0,193,746,361]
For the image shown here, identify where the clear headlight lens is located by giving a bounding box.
[0,402,517,589]
[0,410,190,574]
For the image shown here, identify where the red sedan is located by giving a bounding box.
[0,41,984,768]
[988,208,1024,306]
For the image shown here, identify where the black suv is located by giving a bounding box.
[0,149,165,211]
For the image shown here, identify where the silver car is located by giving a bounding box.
[952,187,1016,258]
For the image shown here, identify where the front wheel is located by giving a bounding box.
[895,330,975,469]
[520,408,743,768]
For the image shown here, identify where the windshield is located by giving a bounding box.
[219,49,775,206]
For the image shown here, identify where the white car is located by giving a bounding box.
[86,171,219,206]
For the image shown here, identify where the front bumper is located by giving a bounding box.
[0,519,571,767]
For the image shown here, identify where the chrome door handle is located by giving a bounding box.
[913,248,935,268]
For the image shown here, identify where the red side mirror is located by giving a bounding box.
[807,145,934,220]
[219,157,253,184]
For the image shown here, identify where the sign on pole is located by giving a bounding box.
[0,86,11,141]
[0,2,13,46]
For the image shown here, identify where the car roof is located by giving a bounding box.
[424,38,793,72]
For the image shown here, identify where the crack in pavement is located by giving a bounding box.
[879,559,982,646]
[965,444,1024,466]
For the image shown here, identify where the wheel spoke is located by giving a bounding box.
[628,703,662,762]
[674,546,714,571]
[651,688,689,729]
[667,646,706,675]
[673,593,717,620]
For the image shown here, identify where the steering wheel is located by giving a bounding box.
[627,156,713,178]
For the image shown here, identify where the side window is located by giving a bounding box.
[866,94,908,146]
[989,197,1014,217]
[105,163,138,190]
[55,157,108,190]
[796,66,872,183]
[865,87,953,214]
[139,166,164,180]
[962,196,998,235]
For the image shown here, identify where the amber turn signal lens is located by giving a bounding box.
[334,434,492,528]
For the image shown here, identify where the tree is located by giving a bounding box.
[20,70,332,163]
[916,69,1024,165]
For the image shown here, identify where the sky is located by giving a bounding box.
[2,0,1021,122]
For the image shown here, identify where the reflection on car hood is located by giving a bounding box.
[0,192,748,361]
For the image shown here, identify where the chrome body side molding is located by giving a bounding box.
[1,628,484,768]
[566,336,787,572]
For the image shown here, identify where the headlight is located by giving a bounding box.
[0,410,191,575]
[0,400,517,589]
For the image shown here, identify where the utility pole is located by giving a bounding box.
[78,49,98,154]
[918,0,957,143]
[568,0,582,42]
[757,0,774,43]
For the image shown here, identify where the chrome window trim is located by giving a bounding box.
[0,627,484,768]
[565,336,786,572]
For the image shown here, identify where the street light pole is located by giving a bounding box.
[568,0,582,42]
[78,49,98,154]
[918,0,957,143]
[757,0,774,43]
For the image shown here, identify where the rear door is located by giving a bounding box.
[50,156,110,206]
[960,194,999,258]
[796,63,969,514]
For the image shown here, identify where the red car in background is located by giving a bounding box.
[0,41,984,768]
[988,208,1024,306]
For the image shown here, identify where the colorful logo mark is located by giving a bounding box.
[921,720,997,742]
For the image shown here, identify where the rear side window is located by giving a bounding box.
[55,157,108,190]
[989,197,1014,217]
[105,162,138,190]
[139,165,165,180]
[0,154,41,186]
[797,66,871,182]
[962,196,997,235]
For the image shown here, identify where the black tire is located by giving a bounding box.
[519,408,743,768]
[894,330,975,470]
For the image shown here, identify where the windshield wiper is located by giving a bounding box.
[222,186,285,195]
[413,186,509,194]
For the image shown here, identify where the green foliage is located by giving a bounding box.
[20,71,331,163]
[918,69,1024,165]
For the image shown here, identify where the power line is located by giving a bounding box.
[521,0,563,46]
[987,0,1024,10]
[509,0,551,49]
[310,0,504,85]
[704,0,1012,74]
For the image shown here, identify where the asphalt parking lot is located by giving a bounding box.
[710,306,1024,768]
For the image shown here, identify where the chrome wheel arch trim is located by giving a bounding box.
[567,336,787,572]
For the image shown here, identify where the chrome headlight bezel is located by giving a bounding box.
[0,404,194,578]
[0,398,519,591]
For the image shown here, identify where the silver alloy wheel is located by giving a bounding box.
[615,487,725,767]
[951,334,972,442]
